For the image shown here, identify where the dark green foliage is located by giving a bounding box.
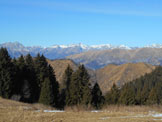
[47,65,59,107]
[39,77,55,106]
[68,65,92,106]
[38,65,59,107]
[0,48,59,107]
[59,65,73,107]
[105,66,162,105]
[0,48,14,98]
[91,83,104,109]
[105,84,120,105]
[25,54,39,102]
[119,84,137,105]
[4,46,162,108]
[11,54,38,103]
[34,54,49,89]
[34,54,59,106]
[104,66,162,106]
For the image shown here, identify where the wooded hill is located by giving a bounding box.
[105,66,162,105]
[0,48,104,109]
[1,47,162,109]
[48,59,155,94]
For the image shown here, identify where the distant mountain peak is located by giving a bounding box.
[145,44,162,48]
[1,41,162,70]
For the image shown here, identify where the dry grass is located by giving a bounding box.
[0,97,162,122]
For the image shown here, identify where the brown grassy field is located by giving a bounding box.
[1,97,162,122]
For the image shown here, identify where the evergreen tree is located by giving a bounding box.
[0,48,14,98]
[105,84,120,105]
[147,87,158,104]
[60,65,73,107]
[39,77,55,106]
[34,54,49,88]
[47,65,59,107]
[25,54,39,102]
[119,84,137,105]
[35,54,59,107]
[68,65,92,106]
[91,83,104,109]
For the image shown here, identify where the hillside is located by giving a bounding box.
[47,59,78,84]
[96,63,156,94]
[47,59,96,86]
[47,59,156,94]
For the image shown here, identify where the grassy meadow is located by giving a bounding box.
[1,97,162,122]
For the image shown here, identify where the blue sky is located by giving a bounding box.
[0,0,162,47]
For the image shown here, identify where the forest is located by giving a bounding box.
[0,47,162,110]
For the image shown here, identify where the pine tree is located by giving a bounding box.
[39,77,55,106]
[25,54,39,102]
[60,65,73,107]
[0,48,14,98]
[47,65,59,107]
[68,65,92,106]
[147,87,158,104]
[91,83,104,109]
[34,54,48,89]
[119,84,137,105]
[105,84,120,105]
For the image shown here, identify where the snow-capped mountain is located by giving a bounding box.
[1,42,162,69]
[0,42,132,59]
[145,44,162,48]
[49,43,131,50]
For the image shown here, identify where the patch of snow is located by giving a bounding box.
[153,119,162,121]
[43,110,65,113]
[100,117,110,120]
[151,113,162,118]
[91,110,104,113]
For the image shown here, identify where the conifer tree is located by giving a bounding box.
[68,65,92,106]
[34,54,48,89]
[105,84,120,105]
[25,54,39,102]
[0,48,14,98]
[147,87,158,104]
[60,65,73,107]
[91,83,104,109]
[35,54,59,106]
[39,77,55,106]
[47,65,59,107]
[119,84,137,105]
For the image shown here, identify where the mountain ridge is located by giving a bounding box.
[1,42,162,69]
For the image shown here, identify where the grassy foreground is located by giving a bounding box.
[0,97,162,122]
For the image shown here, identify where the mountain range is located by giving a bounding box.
[1,42,162,69]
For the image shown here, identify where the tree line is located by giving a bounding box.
[1,47,162,109]
[0,48,104,109]
[105,66,162,105]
